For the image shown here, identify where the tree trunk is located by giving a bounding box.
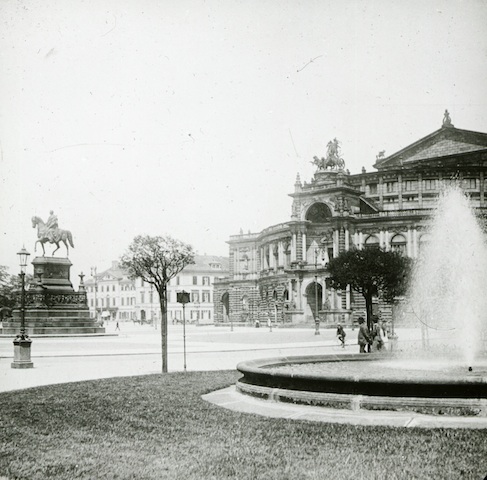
[158,285,168,373]
[364,292,374,331]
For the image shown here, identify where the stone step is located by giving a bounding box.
[2,326,106,335]
[10,319,92,326]
[13,310,90,318]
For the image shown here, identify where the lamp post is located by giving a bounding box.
[314,248,321,335]
[11,246,33,369]
[91,267,98,322]
[177,291,190,372]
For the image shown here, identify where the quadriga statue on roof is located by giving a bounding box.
[311,138,346,171]
[32,210,74,256]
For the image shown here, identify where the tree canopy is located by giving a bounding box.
[326,247,412,328]
[0,266,20,311]
[120,235,195,373]
[120,235,195,290]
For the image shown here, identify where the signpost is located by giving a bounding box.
[177,291,190,372]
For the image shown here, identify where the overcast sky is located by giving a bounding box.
[1,0,486,282]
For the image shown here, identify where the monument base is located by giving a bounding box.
[11,338,34,369]
[4,257,105,336]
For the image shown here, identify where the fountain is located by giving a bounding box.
[236,185,487,418]
[408,185,487,367]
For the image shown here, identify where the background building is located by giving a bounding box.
[214,114,487,328]
[86,255,228,325]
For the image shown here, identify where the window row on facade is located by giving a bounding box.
[365,177,481,195]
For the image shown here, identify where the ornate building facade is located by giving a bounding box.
[214,113,487,327]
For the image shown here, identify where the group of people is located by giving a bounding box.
[357,316,388,353]
[335,316,388,353]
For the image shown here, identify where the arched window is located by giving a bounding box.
[391,234,407,254]
[364,235,380,249]
[305,203,332,223]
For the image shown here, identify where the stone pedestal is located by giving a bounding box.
[32,256,74,292]
[3,257,105,336]
[11,338,34,368]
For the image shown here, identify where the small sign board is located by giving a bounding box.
[177,291,190,304]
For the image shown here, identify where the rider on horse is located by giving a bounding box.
[46,211,60,243]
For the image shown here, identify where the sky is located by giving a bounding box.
[1,0,487,283]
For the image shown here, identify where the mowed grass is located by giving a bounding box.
[0,371,486,480]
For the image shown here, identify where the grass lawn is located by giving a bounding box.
[0,370,486,479]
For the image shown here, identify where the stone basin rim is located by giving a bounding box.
[236,353,487,387]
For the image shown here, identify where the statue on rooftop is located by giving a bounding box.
[325,138,345,170]
[442,109,453,127]
[311,138,346,171]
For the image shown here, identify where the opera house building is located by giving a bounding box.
[214,113,487,328]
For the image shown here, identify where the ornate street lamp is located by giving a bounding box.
[11,246,34,369]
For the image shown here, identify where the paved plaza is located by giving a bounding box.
[0,323,360,393]
[2,324,485,429]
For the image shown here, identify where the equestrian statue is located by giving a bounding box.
[32,211,74,256]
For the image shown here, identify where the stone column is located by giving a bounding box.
[407,228,412,257]
[278,241,283,268]
[333,230,339,257]
[413,228,419,258]
[296,232,303,262]
[397,173,403,209]
[302,233,307,262]
[480,171,484,205]
[418,173,423,208]
[297,276,302,310]
[353,232,359,248]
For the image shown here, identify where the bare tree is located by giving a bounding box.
[120,235,195,373]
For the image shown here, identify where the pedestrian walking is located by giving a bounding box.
[115,321,120,331]
[336,324,346,348]
[357,317,371,353]
[371,317,384,352]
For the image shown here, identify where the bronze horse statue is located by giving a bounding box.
[32,216,74,256]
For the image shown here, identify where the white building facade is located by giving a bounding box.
[85,255,228,325]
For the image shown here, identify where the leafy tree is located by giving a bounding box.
[0,266,19,311]
[326,247,412,329]
[120,235,195,373]
[0,267,35,320]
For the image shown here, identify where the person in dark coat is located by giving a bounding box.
[357,317,371,353]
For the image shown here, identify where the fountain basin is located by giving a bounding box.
[236,354,487,416]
